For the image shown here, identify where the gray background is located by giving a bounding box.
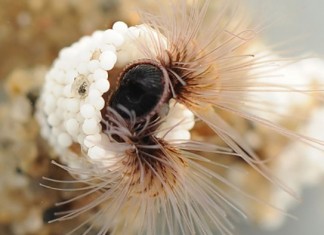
[246,0,324,56]
[238,0,324,234]
[238,185,324,235]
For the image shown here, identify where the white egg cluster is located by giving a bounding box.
[37,21,195,168]
[248,56,324,123]
[157,99,195,141]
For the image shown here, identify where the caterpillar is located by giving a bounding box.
[37,0,324,234]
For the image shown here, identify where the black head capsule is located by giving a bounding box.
[109,60,171,120]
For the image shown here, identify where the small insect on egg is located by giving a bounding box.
[71,75,90,98]
[109,61,171,119]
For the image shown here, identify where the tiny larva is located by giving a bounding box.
[37,0,324,234]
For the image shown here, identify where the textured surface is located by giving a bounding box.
[0,0,324,234]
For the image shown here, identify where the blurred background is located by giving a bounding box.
[242,0,324,234]
[246,0,324,57]
[0,0,323,234]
